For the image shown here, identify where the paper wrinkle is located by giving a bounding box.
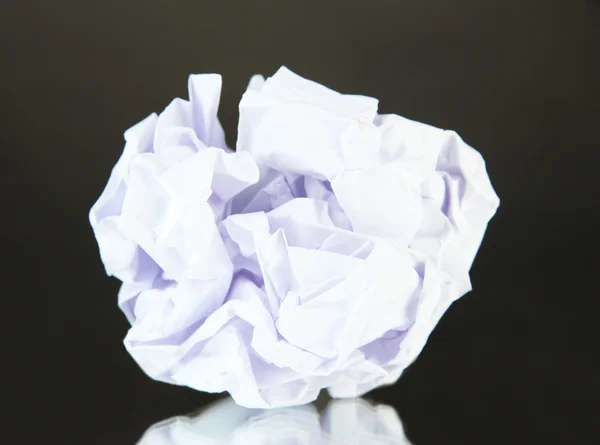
[237,66,381,180]
[91,67,499,408]
[135,397,412,445]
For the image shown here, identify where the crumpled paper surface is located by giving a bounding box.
[136,397,411,445]
[90,67,499,408]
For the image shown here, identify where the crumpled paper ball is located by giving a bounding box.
[136,397,411,445]
[90,67,499,408]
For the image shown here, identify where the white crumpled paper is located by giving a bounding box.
[136,397,411,445]
[90,66,499,408]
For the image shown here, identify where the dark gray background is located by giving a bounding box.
[3,0,598,443]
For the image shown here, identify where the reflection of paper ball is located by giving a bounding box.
[91,66,499,408]
[137,397,412,445]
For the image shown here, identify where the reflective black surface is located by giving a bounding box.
[134,396,412,444]
[4,0,597,443]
